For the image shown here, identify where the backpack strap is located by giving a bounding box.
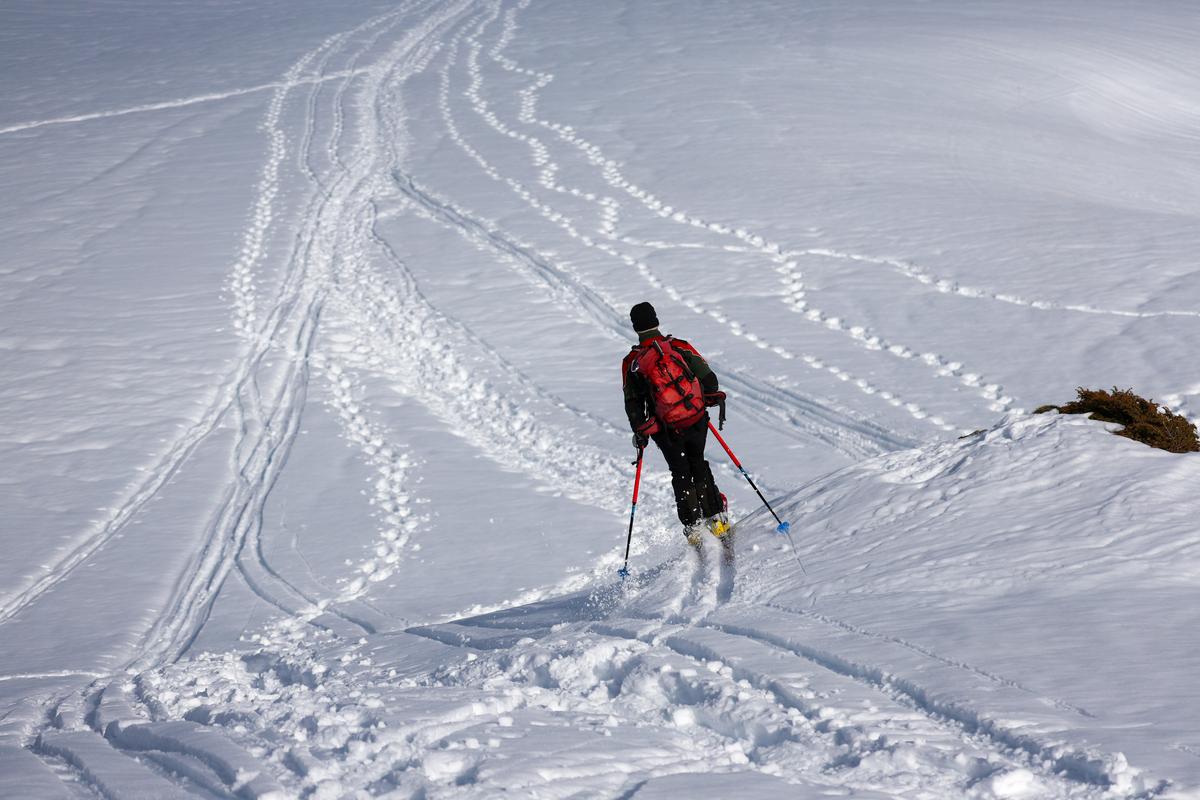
[628,342,647,374]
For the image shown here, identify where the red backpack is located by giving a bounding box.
[630,337,706,431]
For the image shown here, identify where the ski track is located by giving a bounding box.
[13,7,478,797]
[331,194,681,571]
[407,602,1131,799]
[310,354,426,617]
[447,16,846,457]
[0,8,412,632]
[404,545,1162,799]
[232,1,460,637]
[82,4,470,793]
[293,7,593,638]
[403,517,1150,797]
[0,144,341,630]
[339,218,645,521]
[471,6,964,432]
[696,618,1158,795]
[0,671,107,684]
[483,0,1023,422]
[761,600,1098,720]
[364,201,625,441]
[462,511,1148,796]
[431,6,942,446]
[0,71,381,137]
[138,64,343,669]
[226,0,444,640]
[179,2,443,652]
[393,170,902,461]
[418,22,913,459]
[142,0,472,670]
[793,247,1200,321]
[44,8,701,791]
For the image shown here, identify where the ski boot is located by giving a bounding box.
[705,512,731,538]
[705,493,731,538]
[707,494,734,565]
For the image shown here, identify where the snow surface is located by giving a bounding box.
[3,0,1200,797]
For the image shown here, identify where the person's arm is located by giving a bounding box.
[622,353,654,432]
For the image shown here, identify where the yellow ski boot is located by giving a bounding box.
[706,512,731,538]
[707,512,735,567]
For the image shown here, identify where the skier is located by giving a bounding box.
[621,301,731,548]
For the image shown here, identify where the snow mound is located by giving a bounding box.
[746,412,1200,794]
[125,413,1199,797]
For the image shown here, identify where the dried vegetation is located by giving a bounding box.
[1037,387,1199,453]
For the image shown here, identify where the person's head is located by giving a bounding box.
[630,302,659,333]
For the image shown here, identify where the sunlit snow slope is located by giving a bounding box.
[2,1,1199,798]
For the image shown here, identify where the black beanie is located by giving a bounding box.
[630,302,659,332]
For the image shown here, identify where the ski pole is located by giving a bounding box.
[707,421,791,535]
[618,445,645,579]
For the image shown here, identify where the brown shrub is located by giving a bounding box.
[1037,387,1199,453]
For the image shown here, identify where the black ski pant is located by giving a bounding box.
[651,417,723,528]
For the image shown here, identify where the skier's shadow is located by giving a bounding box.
[406,555,688,650]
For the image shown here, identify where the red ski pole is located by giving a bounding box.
[618,446,645,579]
[707,421,791,535]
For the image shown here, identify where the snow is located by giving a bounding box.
[2,0,1200,797]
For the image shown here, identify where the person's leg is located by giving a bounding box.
[651,429,702,526]
[680,422,732,552]
[680,421,723,518]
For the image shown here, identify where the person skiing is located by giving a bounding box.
[622,301,731,548]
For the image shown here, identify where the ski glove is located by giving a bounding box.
[635,418,660,437]
[633,417,659,449]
